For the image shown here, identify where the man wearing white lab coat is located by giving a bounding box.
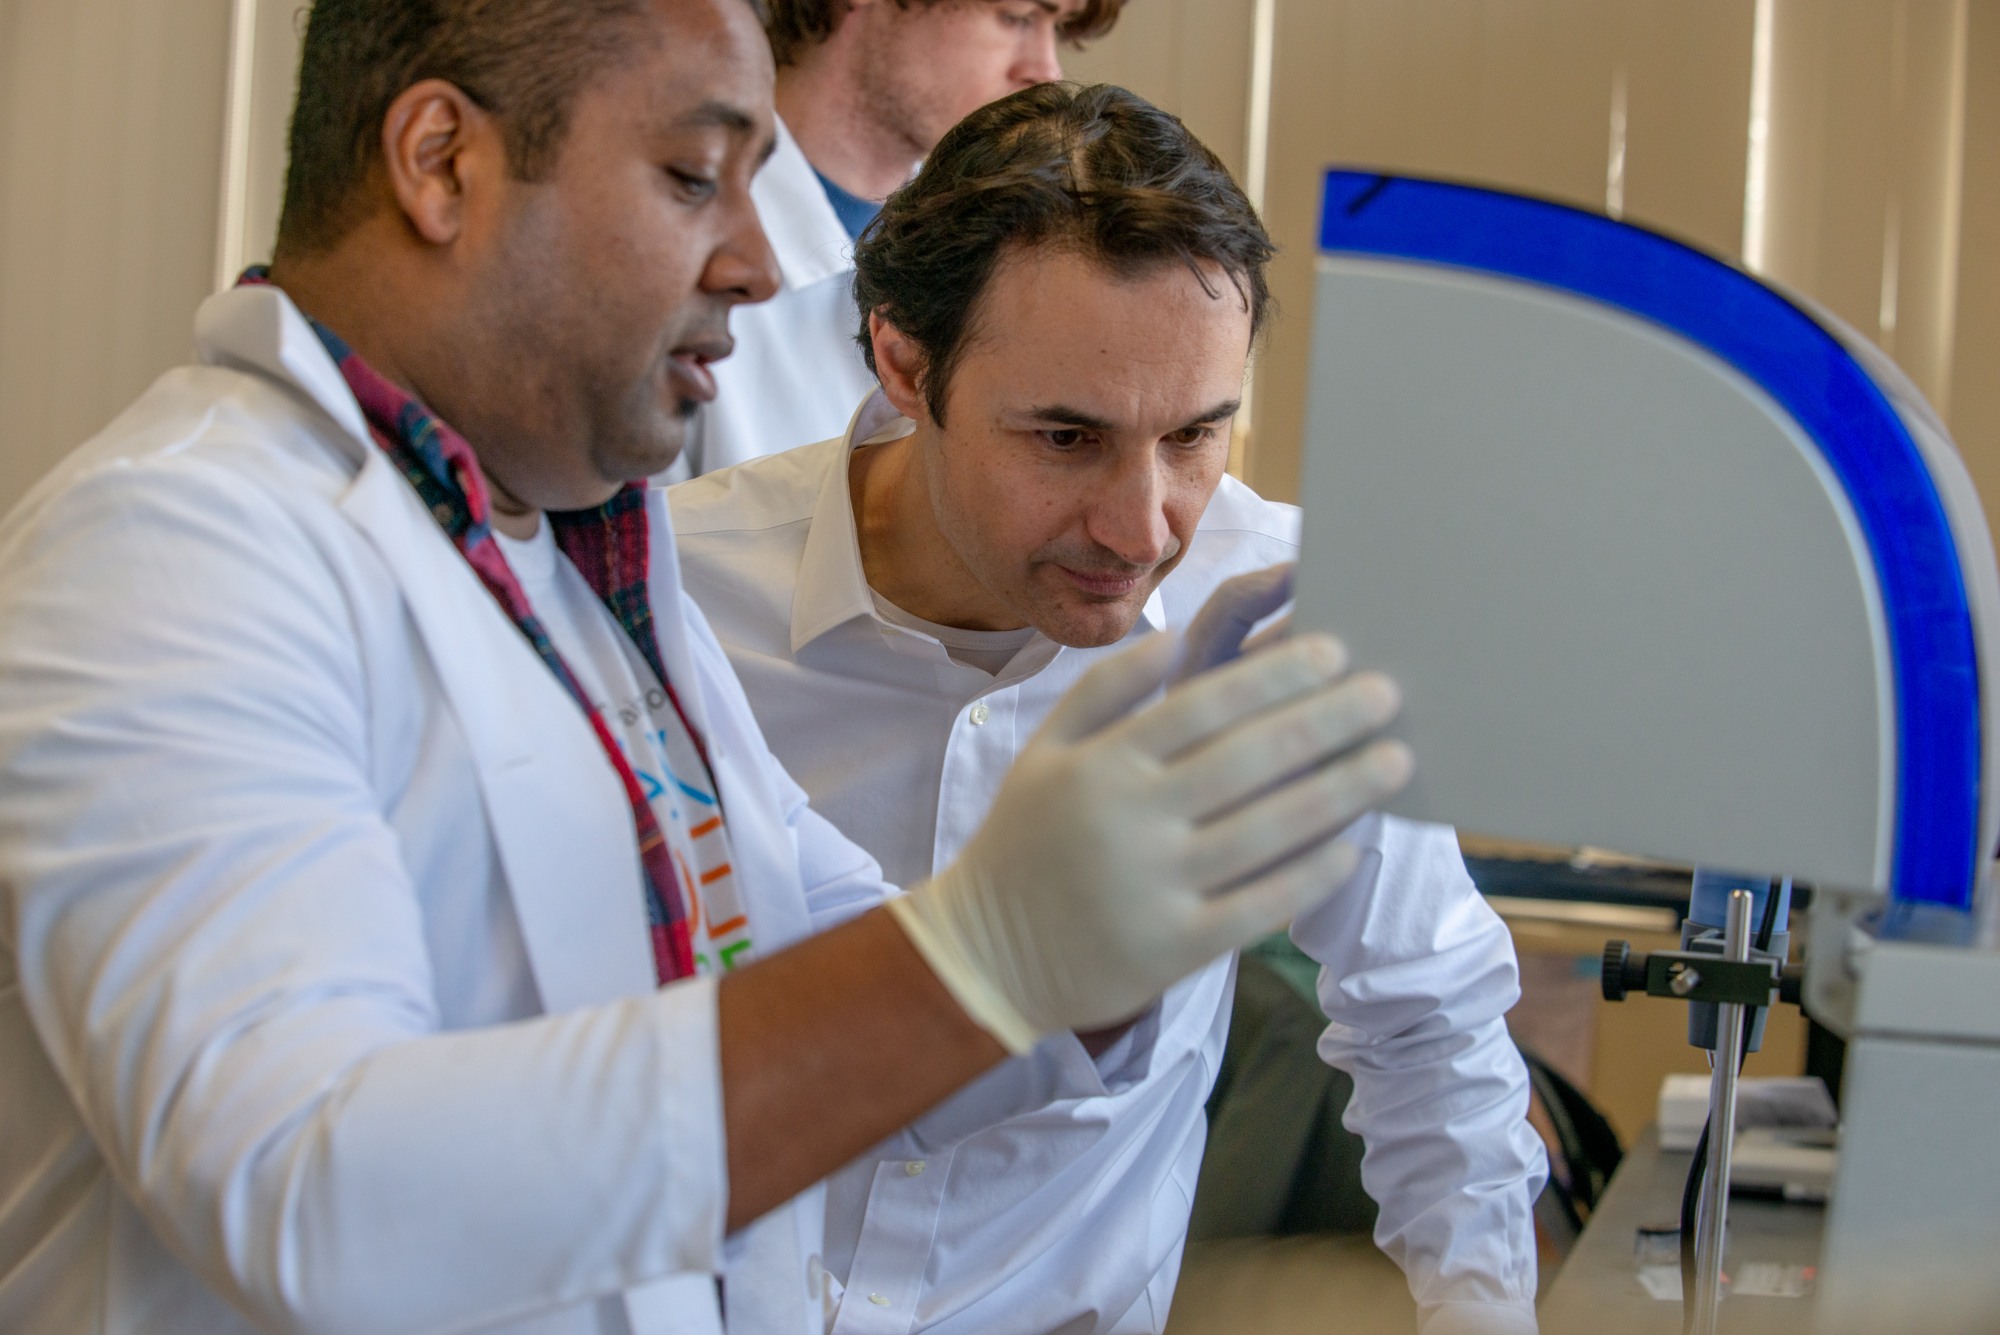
[0,5,1416,1333]
[672,85,1548,1334]
[668,0,1125,479]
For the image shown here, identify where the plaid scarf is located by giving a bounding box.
[241,270,701,984]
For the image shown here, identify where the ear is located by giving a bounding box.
[869,311,936,426]
[378,78,507,246]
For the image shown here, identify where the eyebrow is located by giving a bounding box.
[678,99,758,136]
[673,98,777,167]
[1024,399,1243,433]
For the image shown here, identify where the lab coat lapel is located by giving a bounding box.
[349,475,730,1335]
[197,283,656,1013]
[644,496,815,955]
[339,435,658,1013]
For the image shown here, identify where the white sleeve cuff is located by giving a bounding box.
[653,973,730,1277]
[1418,1299,1540,1335]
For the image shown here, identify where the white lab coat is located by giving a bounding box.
[0,285,889,1335]
[665,115,882,481]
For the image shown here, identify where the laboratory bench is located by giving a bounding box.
[1540,1126,1825,1335]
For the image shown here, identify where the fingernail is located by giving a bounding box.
[1303,633,1348,676]
[1353,672,1402,721]
[1369,739,1415,789]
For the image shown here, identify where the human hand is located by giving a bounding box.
[1173,563,1295,684]
[890,628,1409,1052]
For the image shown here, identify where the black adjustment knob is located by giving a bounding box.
[1602,939,1633,1002]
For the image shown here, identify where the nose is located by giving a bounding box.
[1016,23,1064,86]
[1087,453,1174,569]
[706,192,782,308]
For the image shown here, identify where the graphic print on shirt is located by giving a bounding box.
[597,680,756,973]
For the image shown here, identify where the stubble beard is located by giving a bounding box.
[855,31,949,166]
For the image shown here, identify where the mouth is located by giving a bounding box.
[1055,564,1150,599]
[665,333,733,405]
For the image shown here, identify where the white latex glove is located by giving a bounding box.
[1173,562,1295,682]
[889,629,1410,1053]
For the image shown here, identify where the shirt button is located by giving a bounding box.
[969,703,990,726]
[868,1293,892,1307]
[904,1160,926,1176]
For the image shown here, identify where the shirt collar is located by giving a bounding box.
[787,389,1167,656]
[194,283,372,465]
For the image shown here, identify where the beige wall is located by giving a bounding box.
[223,0,307,282]
[1758,0,1969,417]
[1063,0,1262,185]
[1950,2,2000,524]
[0,0,234,512]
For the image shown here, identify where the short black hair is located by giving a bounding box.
[763,0,1125,67]
[851,82,1275,425]
[274,0,655,257]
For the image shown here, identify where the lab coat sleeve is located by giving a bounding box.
[1288,815,1548,1334]
[0,458,726,1335]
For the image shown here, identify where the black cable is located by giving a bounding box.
[1678,1118,1708,1331]
[1755,882,1782,953]
[1677,882,1784,1332]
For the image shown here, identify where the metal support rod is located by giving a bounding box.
[1692,888,1754,1335]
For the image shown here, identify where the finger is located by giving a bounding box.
[1191,836,1366,956]
[1034,630,1181,744]
[1184,740,1413,891]
[1172,563,1297,683]
[1158,672,1401,820]
[1239,612,1292,658]
[1114,632,1349,760]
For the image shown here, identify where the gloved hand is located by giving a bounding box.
[888,628,1410,1053]
[1173,563,1295,683]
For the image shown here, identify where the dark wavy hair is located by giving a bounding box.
[275,0,660,256]
[764,0,1124,67]
[851,81,1275,425]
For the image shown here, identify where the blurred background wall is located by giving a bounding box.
[0,0,298,510]
[0,0,233,509]
[2,0,1996,526]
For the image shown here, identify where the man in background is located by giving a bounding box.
[667,0,1124,479]
[672,82,1548,1335]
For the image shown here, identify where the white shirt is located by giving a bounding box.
[496,525,753,971]
[669,393,1550,1335]
[0,285,891,1335]
[869,592,1036,675]
[664,114,881,482]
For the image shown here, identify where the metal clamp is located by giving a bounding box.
[1600,943,1778,1006]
